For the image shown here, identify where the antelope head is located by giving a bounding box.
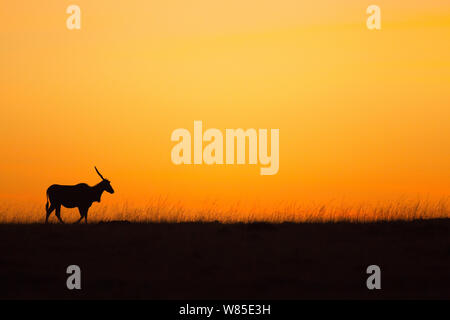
[95,166,115,194]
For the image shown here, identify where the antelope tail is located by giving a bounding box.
[45,191,49,212]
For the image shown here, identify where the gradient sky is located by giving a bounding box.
[0,1,449,211]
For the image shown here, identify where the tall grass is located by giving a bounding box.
[0,197,448,223]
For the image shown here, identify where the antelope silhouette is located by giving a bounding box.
[45,167,114,224]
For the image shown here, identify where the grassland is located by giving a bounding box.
[1,198,448,299]
[0,198,449,223]
[0,218,449,299]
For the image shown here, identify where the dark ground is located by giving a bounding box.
[0,219,449,299]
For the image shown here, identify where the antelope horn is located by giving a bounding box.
[94,166,105,180]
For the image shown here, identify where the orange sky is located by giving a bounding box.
[0,1,449,212]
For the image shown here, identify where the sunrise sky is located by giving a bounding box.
[0,1,449,215]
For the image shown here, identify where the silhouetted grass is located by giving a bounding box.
[0,198,448,223]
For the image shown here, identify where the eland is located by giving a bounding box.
[45,167,114,224]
